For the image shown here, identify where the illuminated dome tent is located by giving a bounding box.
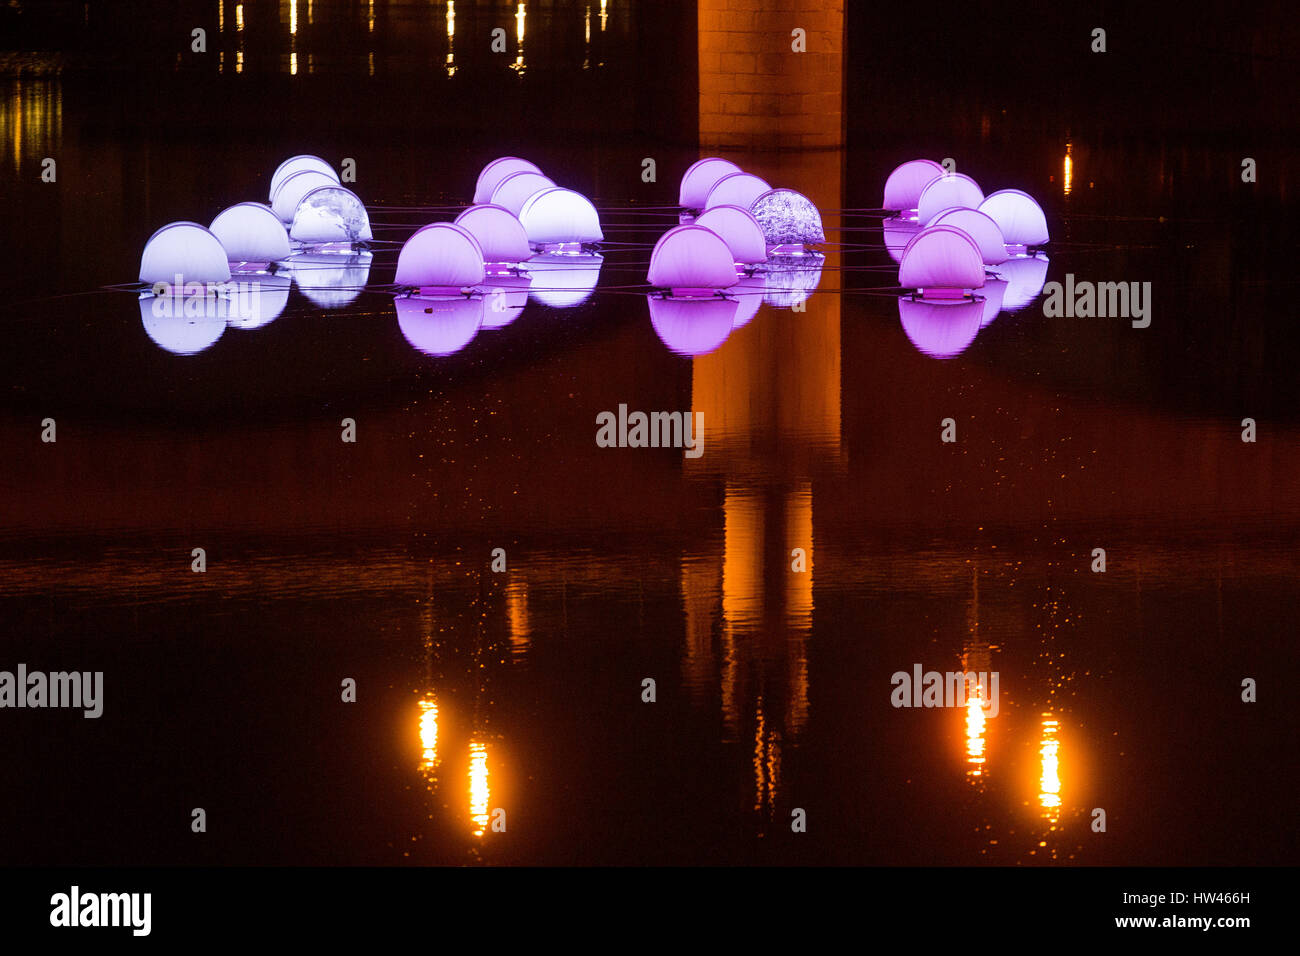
[926,207,1007,266]
[474,157,543,205]
[394,295,484,357]
[519,187,603,251]
[883,159,945,215]
[288,251,373,308]
[693,205,767,266]
[916,173,984,225]
[490,171,556,216]
[647,225,738,295]
[454,204,532,268]
[271,169,339,223]
[703,172,771,211]
[139,297,226,355]
[678,157,742,210]
[751,188,824,252]
[898,224,986,296]
[290,186,372,244]
[979,189,1049,253]
[898,297,984,360]
[647,295,739,357]
[269,155,339,203]
[210,203,291,267]
[395,223,486,292]
[527,253,603,309]
[139,221,232,285]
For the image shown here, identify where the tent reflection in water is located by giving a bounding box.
[762,252,824,308]
[479,274,532,329]
[647,295,738,357]
[394,294,484,357]
[138,294,227,355]
[898,297,985,360]
[287,251,373,308]
[526,252,603,308]
[989,253,1049,311]
[882,216,922,264]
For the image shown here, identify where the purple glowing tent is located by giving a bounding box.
[289,186,372,243]
[394,223,486,290]
[474,157,543,205]
[898,298,984,359]
[750,188,825,247]
[703,172,771,211]
[490,171,556,216]
[979,189,1049,249]
[269,155,339,203]
[679,157,742,209]
[926,207,1007,265]
[454,204,533,264]
[647,225,738,294]
[271,169,339,223]
[647,295,739,357]
[883,159,945,212]
[693,205,767,265]
[139,221,232,285]
[394,295,484,356]
[210,202,291,264]
[518,187,603,246]
[916,173,984,225]
[898,225,985,293]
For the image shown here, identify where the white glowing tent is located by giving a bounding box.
[916,173,984,225]
[926,207,1007,265]
[210,202,291,264]
[290,186,372,243]
[647,225,738,294]
[679,157,742,209]
[693,205,767,265]
[395,223,486,290]
[139,221,232,285]
[474,157,544,205]
[883,159,945,211]
[898,224,986,293]
[519,187,603,246]
[269,155,339,203]
[394,295,484,356]
[979,189,1049,248]
[703,172,771,211]
[490,171,556,216]
[454,204,533,264]
[750,188,825,246]
[271,169,339,223]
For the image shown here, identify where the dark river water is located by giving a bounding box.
[0,1,1296,867]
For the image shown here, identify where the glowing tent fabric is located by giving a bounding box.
[395,223,486,290]
[490,171,556,215]
[209,202,291,264]
[474,157,543,205]
[518,187,604,245]
[750,188,824,246]
[271,169,339,222]
[289,186,373,243]
[703,172,771,211]
[693,205,767,265]
[647,296,738,357]
[269,155,339,203]
[647,225,738,293]
[679,157,741,209]
[916,173,984,225]
[898,225,985,292]
[883,159,945,211]
[454,204,533,264]
[139,221,232,285]
[979,189,1049,247]
[926,207,1007,265]
[394,295,484,356]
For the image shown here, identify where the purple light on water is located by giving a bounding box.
[394,294,484,356]
[898,297,984,359]
[646,295,738,357]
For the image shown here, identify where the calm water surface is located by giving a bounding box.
[0,1,1296,866]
